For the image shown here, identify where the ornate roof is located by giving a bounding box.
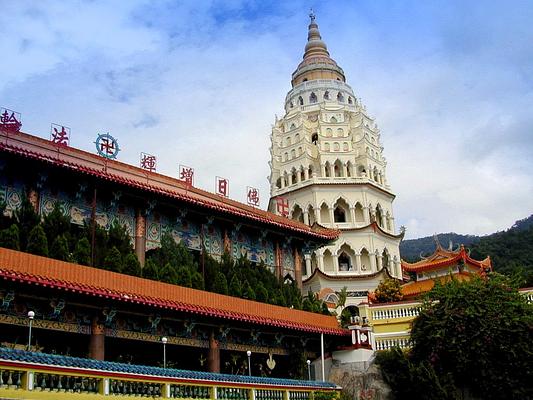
[0,129,339,241]
[303,266,393,284]
[401,244,491,273]
[401,272,472,297]
[0,248,348,336]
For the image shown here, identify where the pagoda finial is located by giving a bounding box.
[309,8,316,22]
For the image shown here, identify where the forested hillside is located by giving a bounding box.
[400,215,533,286]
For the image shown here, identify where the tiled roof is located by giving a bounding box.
[0,248,348,336]
[401,272,472,297]
[303,266,392,283]
[0,129,339,241]
[0,348,338,389]
[401,245,491,273]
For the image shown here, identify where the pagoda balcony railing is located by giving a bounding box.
[369,302,422,322]
[0,349,340,399]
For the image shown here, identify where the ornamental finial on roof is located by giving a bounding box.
[309,8,316,22]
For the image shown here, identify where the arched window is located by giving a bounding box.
[338,252,351,271]
[324,91,330,100]
[324,143,330,152]
[376,206,384,227]
[298,96,304,106]
[289,101,294,108]
[348,97,353,104]
[290,149,296,159]
[291,205,304,223]
[311,133,318,144]
[291,169,298,184]
[334,207,346,222]
[330,116,337,123]
[290,123,295,130]
[337,92,344,102]
[309,92,317,103]
[276,177,281,188]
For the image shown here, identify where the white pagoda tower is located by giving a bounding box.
[268,13,403,308]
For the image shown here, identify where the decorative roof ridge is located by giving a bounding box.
[341,221,404,240]
[0,129,338,241]
[0,247,348,336]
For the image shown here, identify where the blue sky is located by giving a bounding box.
[1,0,532,238]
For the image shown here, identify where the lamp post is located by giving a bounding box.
[246,350,251,376]
[306,359,311,380]
[161,337,168,368]
[27,310,35,351]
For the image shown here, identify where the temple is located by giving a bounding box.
[268,13,403,311]
[400,242,492,299]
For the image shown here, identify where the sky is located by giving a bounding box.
[1,0,532,239]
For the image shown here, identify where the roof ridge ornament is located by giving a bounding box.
[309,8,316,22]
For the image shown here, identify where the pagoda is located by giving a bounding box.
[268,13,403,309]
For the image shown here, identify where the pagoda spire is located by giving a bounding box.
[303,10,331,60]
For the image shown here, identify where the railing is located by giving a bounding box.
[374,337,410,351]
[0,349,340,399]
[371,304,421,321]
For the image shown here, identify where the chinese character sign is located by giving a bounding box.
[276,197,289,217]
[216,176,229,197]
[0,108,22,133]
[50,124,70,146]
[247,187,260,207]
[140,152,157,172]
[95,133,120,159]
[179,165,194,186]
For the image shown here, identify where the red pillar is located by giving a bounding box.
[207,331,220,373]
[135,210,146,268]
[89,318,105,361]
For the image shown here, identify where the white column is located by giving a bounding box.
[342,163,348,177]
[354,253,361,272]
[370,252,377,272]
[314,207,320,224]
[363,206,370,224]
[333,253,339,273]
[349,206,356,225]
[280,175,285,188]
[317,253,324,271]
[377,254,383,270]
[321,163,326,177]
[304,167,309,181]
[321,333,325,381]
[297,169,302,183]
[329,163,335,178]
[328,206,335,226]
[304,253,312,275]
[288,174,293,186]
[381,214,387,229]
[395,260,401,278]
[303,211,310,226]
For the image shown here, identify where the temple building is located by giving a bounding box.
[400,242,492,299]
[268,14,403,309]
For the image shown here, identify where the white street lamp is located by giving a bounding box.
[246,350,251,376]
[27,310,35,352]
[306,359,311,380]
[161,337,168,368]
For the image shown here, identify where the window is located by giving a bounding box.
[348,97,353,104]
[337,92,344,102]
[311,133,318,144]
[309,92,317,103]
[298,96,304,106]
[324,91,330,100]
[338,252,351,271]
[334,207,346,222]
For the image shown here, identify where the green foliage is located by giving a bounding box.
[142,259,159,280]
[379,274,533,400]
[103,246,123,272]
[191,271,205,290]
[50,234,70,261]
[242,280,256,300]
[313,391,338,400]
[229,274,242,297]
[376,347,459,400]
[73,237,91,265]
[42,204,71,247]
[255,282,269,302]
[373,278,403,303]
[303,290,329,314]
[212,271,228,295]
[108,220,134,257]
[336,286,348,308]
[122,253,141,277]
[26,224,48,256]
[14,194,40,250]
[0,224,20,250]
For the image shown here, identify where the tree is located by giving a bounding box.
[103,246,123,272]
[404,274,532,399]
[14,194,40,250]
[191,271,205,290]
[0,224,20,250]
[373,278,403,303]
[242,280,256,300]
[122,253,141,277]
[255,282,269,303]
[26,224,49,256]
[212,272,228,295]
[108,220,134,257]
[42,203,71,247]
[50,234,70,261]
[73,237,91,265]
[142,259,159,280]
[229,275,242,297]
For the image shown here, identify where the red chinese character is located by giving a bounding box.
[140,153,156,172]
[216,177,229,197]
[0,109,22,133]
[247,187,260,207]
[180,165,194,186]
[51,125,69,146]
[276,197,289,217]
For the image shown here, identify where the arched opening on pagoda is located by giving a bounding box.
[323,249,334,272]
[320,203,330,224]
[333,198,349,223]
[360,248,371,272]
[346,161,353,177]
[337,243,355,272]
[298,96,304,105]
[291,204,304,223]
[311,133,318,144]
[307,204,316,225]
[354,202,365,224]
[382,248,390,272]
[309,92,317,103]
[357,165,366,177]
[324,161,331,177]
[334,160,343,177]
[376,205,384,228]
[337,92,344,102]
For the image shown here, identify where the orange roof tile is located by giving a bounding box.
[0,247,348,335]
[401,272,472,297]
[401,245,491,273]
